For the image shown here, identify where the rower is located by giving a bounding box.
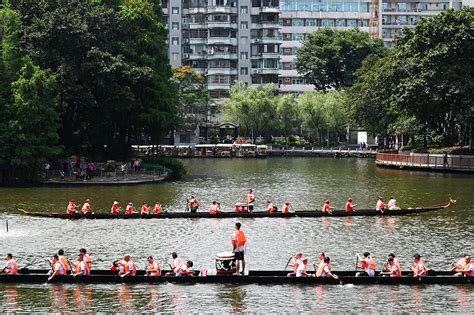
[111,201,121,214]
[376,197,385,211]
[169,252,184,274]
[79,248,92,270]
[267,200,276,213]
[451,254,468,272]
[81,199,92,214]
[318,257,337,278]
[387,196,400,210]
[146,256,161,276]
[282,201,290,213]
[1,254,18,275]
[57,249,70,274]
[345,197,357,212]
[322,200,332,213]
[411,254,428,277]
[296,258,309,277]
[216,202,222,213]
[120,255,137,277]
[388,253,402,275]
[141,202,150,215]
[380,257,401,277]
[153,202,162,214]
[48,254,65,281]
[315,252,326,277]
[245,189,256,212]
[458,256,473,277]
[71,255,90,276]
[125,202,135,214]
[176,261,194,277]
[287,252,303,276]
[188,196,200,213]
[356,252,376,277]
[67,200,77,215]
[209,201,218,214]
[231,222,247,275]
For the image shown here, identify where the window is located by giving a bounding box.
[171,37,179,45]
[172,7,179,14]
[292,33,304,41]
[283,19,292,26]
[358,20,368,27]
[283,48,292,55]
[321,19,334,27]
[240,67,248,75]
[172,53,179,61]
[264,59,277,68]
[240,52,248,60]
[306,19,317,26]
[347,19,357,27]
[240,6,248,14]
[336,19,345,27]
[283,77,292,84]
[292,78,304,84]
[251,60,261,68]
[292,19,304,26]
[283,33,292,41]
[172,22,179,30]
[282,62,292,70]
[240,21,248,29]
[216,0,224,5]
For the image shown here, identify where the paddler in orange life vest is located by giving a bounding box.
[411,253,428,277]
[1,254,18,275]
[356,252,376,277]
[457,256,473,277]
[71,254,90,276]
[322,200,333,213]
[231,222,247,275]
[451,254,468,272]
[111,201,121,214]
[376,197,385,211]
[125,202,135,214]
[79,248,92,270]
[267,200,277,213]
[176,261,194,277]
[153,202,162,214]
[345,197,357,212]
[381,257,401,277]
[67,200,77,214]
[120,255,137,277]
[48,254,65,281]
[387,253,402,275]
[282,201,291,213]
[209,201,218,214]
[146,256,161,276]
[318,257,338,278]
[188,196,200,213]
[57,249,69,274]
[141,202,150,214]
[287,252,303,276]
[169,252,184,275]
[245,189,256,212]
[81,199,92,214]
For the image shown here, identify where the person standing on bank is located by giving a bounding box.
[231,222,247,275]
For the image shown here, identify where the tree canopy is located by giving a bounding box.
[296,28,385,90]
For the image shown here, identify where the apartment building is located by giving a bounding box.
[163,0,281,98]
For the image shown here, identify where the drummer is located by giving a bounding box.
[231,222,247,275]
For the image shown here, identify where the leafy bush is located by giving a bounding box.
[142,157,187,180]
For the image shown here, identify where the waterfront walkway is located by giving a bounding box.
[268,147,376,158]
[376,152,474,173]
[41,172,168,186]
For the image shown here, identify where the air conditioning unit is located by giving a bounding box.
[253,69,262,74]
[254,39,260,43]
[183,53,190,59]
[208,49,214,54]
[183,38,189,43]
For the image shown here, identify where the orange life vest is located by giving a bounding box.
[83,254,92,270]
[173,258,184,273]
[81,202,91,213]
[209,204,218,214]
[321,263,332,277]
[267,203,275,213]
[246,193,255,204]
[4,259,17,275]
[148,260,161,276]
[125,205,134,214]
[54,261,65,275]
[388,263,401,277]
[124,260,136,276]
[345,202,353,212]
[111,204,120,214]
[67,202,76,214]
[153,204,162,214]
[59,256,69,272]
[75,261,90,275]
[141,205,150,214]
[282,204,290,213]
[454,257,466,272]
[362,257,376,271]
[232,230,247,249]
[463,262,473,277]
[322,204,331,212]
[413,260,427,276]
[376,200,385,210]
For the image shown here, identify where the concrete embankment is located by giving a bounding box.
[268,148,376,158]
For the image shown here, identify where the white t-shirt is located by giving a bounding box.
[296,263,307,277]
[4,260,14,274]
[364,258,375,277]
[322,265,331,277]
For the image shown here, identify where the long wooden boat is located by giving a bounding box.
[0,269,470,285]
[18,200,454,219]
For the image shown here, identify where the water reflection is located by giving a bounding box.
[216,285,247,313]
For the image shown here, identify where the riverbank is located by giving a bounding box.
[40,172,168,186]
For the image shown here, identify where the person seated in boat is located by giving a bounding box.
[322,200,333,213]
[345,197,357,212]
[141,202,150,215]
[120,255,137,277]
[111,201,121,214]
[315,252,326,277]
[1,254,18,275]
[375,197,385,211]
[81,199,93,214]
[67,200,78,215]
[110,260,121,272]
[287,252,303,276]
[125,202,135,214]
[153,202,162,214]
[296,258,310,277]
[57,249,69,274]
[146,256,161,276]
[209,201,218,214]
[267,200,277,213]
[317,257,338,278]
[282,201,291,213]
[411,254,428,277]
[380,257,401,277]
[167,252,184,275]
[387,197,400,210]
[387,253,402,275]
[451,254,468,272]
[245,190,256,212]
[456,256,473,277]
[71,255,90,277]
[48,255,66,281]
[188,196,200,213]
[176,261,194,277]
[216,202,223,213]
[79,248,92,270]
[356,252,376,277]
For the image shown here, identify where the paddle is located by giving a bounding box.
[284,256,293,271]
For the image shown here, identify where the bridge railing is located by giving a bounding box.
[376,152,474,170]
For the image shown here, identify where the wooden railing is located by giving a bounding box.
[376,152,474,171]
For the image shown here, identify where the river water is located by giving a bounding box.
[0,158,473,312]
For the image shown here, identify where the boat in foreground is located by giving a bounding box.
[18,200,454,219]
[0,269,470,285]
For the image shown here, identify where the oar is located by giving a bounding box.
[284,256,293,271]
[355,255,359,274]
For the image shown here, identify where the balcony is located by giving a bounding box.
[251,7,279,14]
[188,52,208,60]
[207,82,232,90]
[207,52,238,60]
[208,22,238,29]
[207,68,238,75]
[208,37,238,45]
[186,7,208,14]
[252,22,280,29]
[189,38,208,45]
[279,84,315,92]
[207,6,236,14]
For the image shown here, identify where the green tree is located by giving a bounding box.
[276,94,298,137]
[297,91,328,143]
[296,28,385,90]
